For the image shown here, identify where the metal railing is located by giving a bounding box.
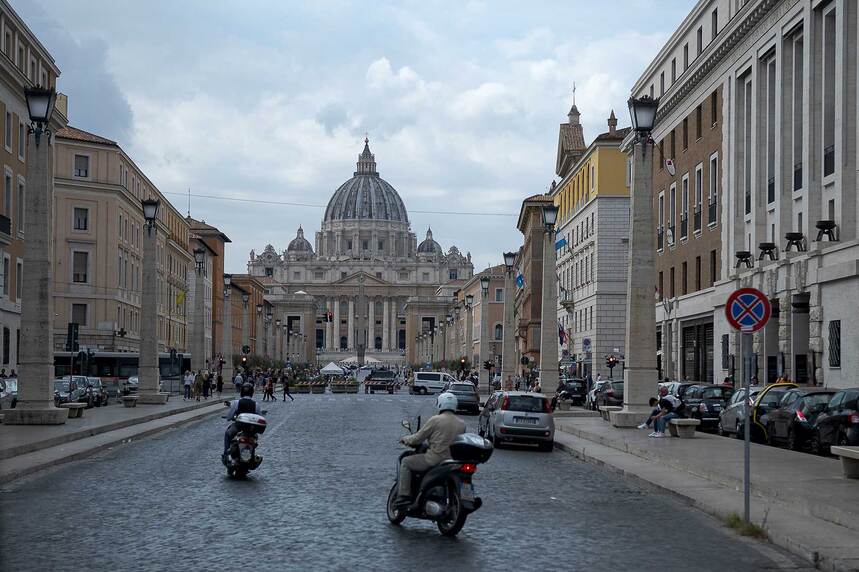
[657,227,664,250]
[680,215,688,239]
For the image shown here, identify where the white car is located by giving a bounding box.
[411,371,458,395]
[586,380,612,410]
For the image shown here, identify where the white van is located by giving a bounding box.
[411,371,458,395]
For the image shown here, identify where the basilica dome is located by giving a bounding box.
[287,226,313,253]
[323,138,409,224]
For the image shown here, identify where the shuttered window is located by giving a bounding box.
[829,320,841,367]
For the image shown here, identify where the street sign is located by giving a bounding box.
[725,288,771,333]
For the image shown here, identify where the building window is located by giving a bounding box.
[696,26,703,56]
[670,130,675,159]
[668,183,676,245]
[660,71,665,95]
[494,324,503,340]
[681,261,688,295]
[712,8,718,40]
[694,164,703,233]
[73,251,88,283]
[3,173,10,217]
[1,327,8,365]
[790,30,804,191]
[680,175,689,239]
[671,58,676,83]
[314,271,324,280]
[695,105,702,139]
[422,272,430,281]
[399,271,409,280]
[362,240,368,251]
[449,269,458,280]
[378,240,384,251]
[16,181,24,233]
[72,303,87,326]
[4,112,10,150]
[293,271,301,280]
[74,155,89,178]
[764,53,777,203]
[265,267,273,277]
[708,153,718,226]
[658,271,664,298]
[340,271,347,279]
[828,320,841,367]
[709,250,717,286]
[822,5,836,178]
[695,256,701,291]
[73,208,88,231]
[1,256,8,298]
[17,122,24,159]
[682,118,688,150]
[683,43,689,70]
[669,267,675,298]
[657,191,665,251]
[740,74,753,215]
[495,288,503,302]
[710,92,718,126]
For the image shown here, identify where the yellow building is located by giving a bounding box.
[551,109,631,380]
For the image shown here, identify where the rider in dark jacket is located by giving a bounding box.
[223,383,261,456]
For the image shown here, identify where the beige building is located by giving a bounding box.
[52,122,193,355]
[0,0,62,372]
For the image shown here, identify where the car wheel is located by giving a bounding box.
[717,420,726,437]
[735,421,744,440]
[809,433,824,456]
[787,428,800,451]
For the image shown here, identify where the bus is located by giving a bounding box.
[54,350,192,390]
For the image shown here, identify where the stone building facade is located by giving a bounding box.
[632,0,858,388]
[248,140,473,364]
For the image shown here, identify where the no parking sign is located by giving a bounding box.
[725,288,771,333]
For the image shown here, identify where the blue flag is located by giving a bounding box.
[516,274,525,288]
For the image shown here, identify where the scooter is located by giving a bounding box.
[222,402,267,478]
[386,417,493,536]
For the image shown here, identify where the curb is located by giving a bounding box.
[0,403,223,485]
[0,399,224,460]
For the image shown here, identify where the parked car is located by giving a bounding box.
[87,377,109,406]
[750,382,798,442]
[364,370,398,394]
[763,389,836,450]
[411,371,458,395]
[594,381,624,408]
[717,386,763,438]
[681,384,734,431]
[441,382,480,414]
[556,378,587,406]
[124,376,139,394]
[53,379,76,406]
[477,391,554,451]
[586,380,612,410]
[0,377,17,409]
[810,388,859,454]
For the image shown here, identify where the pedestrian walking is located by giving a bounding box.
[202,371,211,399]
[183,370,193,400]
[233,371,244,394]
[216,373,224,397]
[282,374,294,402]
[193,370,203,401]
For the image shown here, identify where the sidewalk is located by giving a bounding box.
[0,397,225,484]
[553,414,859,572]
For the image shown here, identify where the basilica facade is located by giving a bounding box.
[247,140,473,364]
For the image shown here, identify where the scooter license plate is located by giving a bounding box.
[460,482,475,501]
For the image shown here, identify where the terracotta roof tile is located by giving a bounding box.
[55,126,117,146]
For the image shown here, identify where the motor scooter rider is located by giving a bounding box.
[223,382,261,458]
[396,392,465,507]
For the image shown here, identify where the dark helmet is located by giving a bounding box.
[240,383,254,397]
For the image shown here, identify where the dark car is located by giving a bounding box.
[749,383,798,442]
[763,389,835,450]
[442,382,480,414]
[594,381,624,408]
[87,377,109,406]
[810,388,859,455]
[681,384,734,430]
[557,378,587,406]
[364,370,397,394]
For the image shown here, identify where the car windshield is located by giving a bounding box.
[760,389,787,407]
[450,384,475,393]
[702,386,732,400]
[6,379,16,391]
[565,381,584,389]
[611,382,624,391]
[54,380,69,392]
[507,395,547,413]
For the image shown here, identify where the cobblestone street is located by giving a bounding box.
[1,393,810,571]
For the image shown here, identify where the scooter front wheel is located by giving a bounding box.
[386,484,406,525]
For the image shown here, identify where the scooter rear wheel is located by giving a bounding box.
[436,484,467,537]
[386,484,406,525]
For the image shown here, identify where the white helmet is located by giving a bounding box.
[437,392,458,413]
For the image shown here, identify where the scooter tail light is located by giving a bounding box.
[795,409,807,423]
[699,404,708,413]
[459,463,477,474]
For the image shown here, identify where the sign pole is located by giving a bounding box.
[742,330,752,523]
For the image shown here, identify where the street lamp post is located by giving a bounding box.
[611,94,660,427]
[221,274,235,383]
[465,294,474,370]
[191,247,206,374]
[255,304,263,358]
[138,198,169,404]
[241,292,250,361]
[501,251,517,391]
[479,275,491,395]
[275,319,282,362]
[539,204,560,393]
[264,312,272,358]
[282,325,288,364]
[6,86,66,423]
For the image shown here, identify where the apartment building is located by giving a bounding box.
[632,0,858,388]
[53,121,193,354]
[186,217,230,363]
[0,1,61,370]
[553,110,631,380]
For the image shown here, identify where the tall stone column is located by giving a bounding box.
[221,290,234,383]
[326,299,333,350]
[479,294,491,395]
[191,263,206,372]
[539,226,559,393]
[241,296,249,357]
[138,213,168,404]
[465,304,474,366]
[255,306,264,357]
[501,270,516,390]
[347,298,355,350]
[611,139,658,427]
[6,123,66,423]
[368,298,375,352]
[382,298,390,351]
[333,299,341,350]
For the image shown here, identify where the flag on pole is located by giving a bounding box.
[176,290,186,306]
[516,274,525,288]
[558,319,566,346]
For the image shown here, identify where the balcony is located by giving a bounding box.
[823,145,834,177]
[793,162,802,191]
[707,201,717,225]
[693,207,701,233]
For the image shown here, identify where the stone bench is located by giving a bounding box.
[59,403,87,418]
[121,395,139,408]
[598,405,622,421]
[668,418,701,438]
[830,446,859,479]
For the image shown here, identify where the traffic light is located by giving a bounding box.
[241,356,247,365]
[605,355,619,378]
[241,345,250,355]
[483,360,493,371]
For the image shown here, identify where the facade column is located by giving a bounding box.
[539,223,559,394]
[611,138,658,426]
[368,297,375,352]
[465,304,474,366]
[138,210,168,404]
[501,269,516,390]
[191,258,206,373]
[333,299,341,350]
[275,320,282,362]
[6,118,66,423]
[347,298,355,350]
[255,305,264,358]
[221,287,234,383]
[325,298,333,351]
[382,298,390,351]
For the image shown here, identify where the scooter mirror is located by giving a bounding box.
[401,419,411,430]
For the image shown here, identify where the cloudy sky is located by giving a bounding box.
[16,0,690,272]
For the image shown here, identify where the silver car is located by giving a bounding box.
[441,382,480,414]
[0,377,17,409]
[477,391,554,451]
